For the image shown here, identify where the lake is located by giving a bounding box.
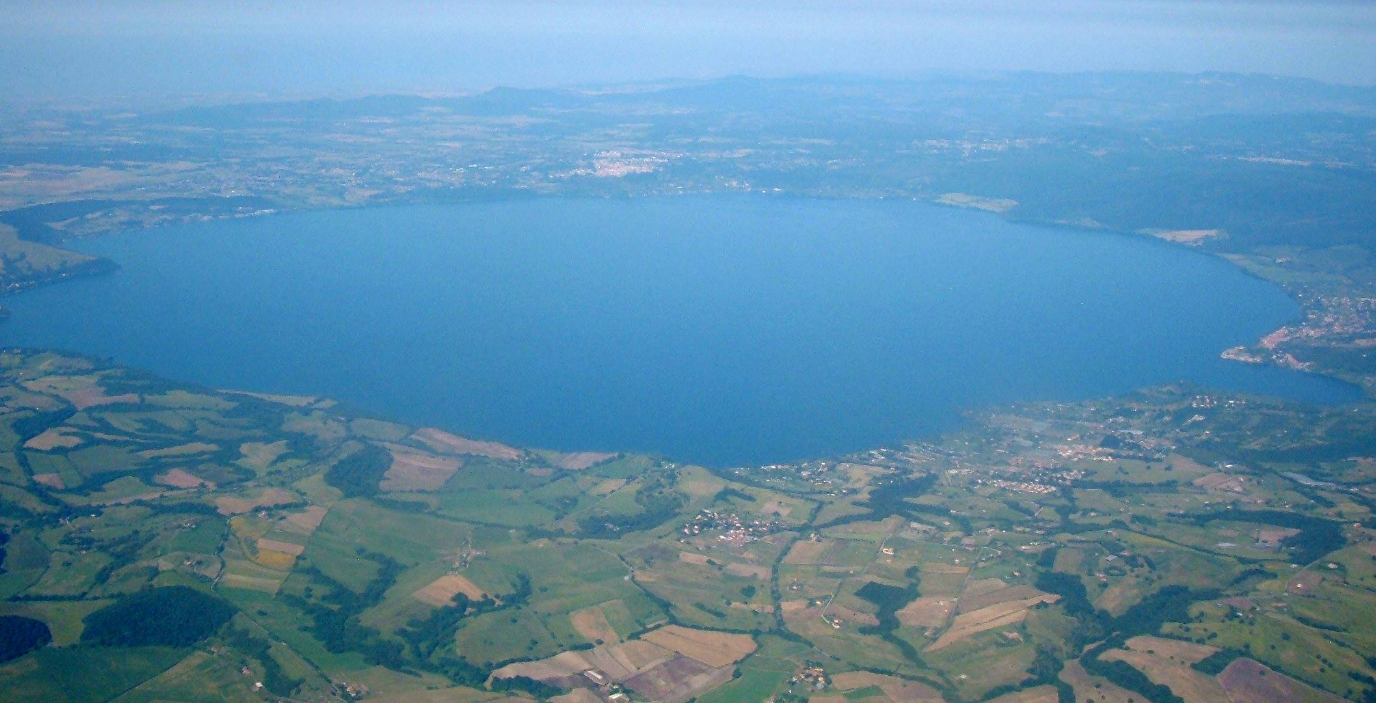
[0,197,1357,465]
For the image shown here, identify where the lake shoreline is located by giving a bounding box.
[0,194,1364,465]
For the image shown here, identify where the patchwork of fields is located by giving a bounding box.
[1,351,1376,702]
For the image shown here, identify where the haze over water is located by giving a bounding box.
[0,197,1357,465]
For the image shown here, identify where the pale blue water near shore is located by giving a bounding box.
[0,197,1358,465]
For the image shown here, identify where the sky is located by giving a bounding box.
[3,0,1376,101]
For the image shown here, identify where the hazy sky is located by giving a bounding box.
[3,0,1376,100]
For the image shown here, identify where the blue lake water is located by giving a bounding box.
[0,197,1358,465]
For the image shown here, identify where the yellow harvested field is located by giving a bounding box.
[368,688,524,703]
[1260,527,1302,543]
[725,562,770,579]
[552,451,616,470]
[960,578,1007,599]
[897,596,954,628]
[590,478,626,495]
[239,440,290,470]
[20,377,139,410]
[759,499,792,517]
[678,551,710,565]
[413,428,521,460]
[24,428,83,451]
[783,539,831,564]
[253,549,298,571]
[639,625,756,668]
[829,604,880,627]
[220,573,283,594]
[881,678,948,703]
[1061,658,1138,703]
[831,671,895,690]
[31,473,65,489]
[257,538,306,556]
[1143,228,1221,245]
[413,573,487,605]
[493,636,687,692]
[139,442,218,458]
[926,594,1058,651]
[1288,569,1325,595]
[381,444,463,491]
[616,640,674,670]
[957,581,1046,613]
[551,690,604,703]
[228,390,317,406]
[1102,641,1229,703]
[677,473,722,498]
[1218,658,1346,703]
[215,488,297,515]
[938,192,1018,213]
[1121,635,1217,664]
[831,672,945,703]
[1194,473,1246,492]
[986,686,1060,703]
[155,468,213,489]
[282,505,329,534]
[570,603,621,644]
[923,563,970,575]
